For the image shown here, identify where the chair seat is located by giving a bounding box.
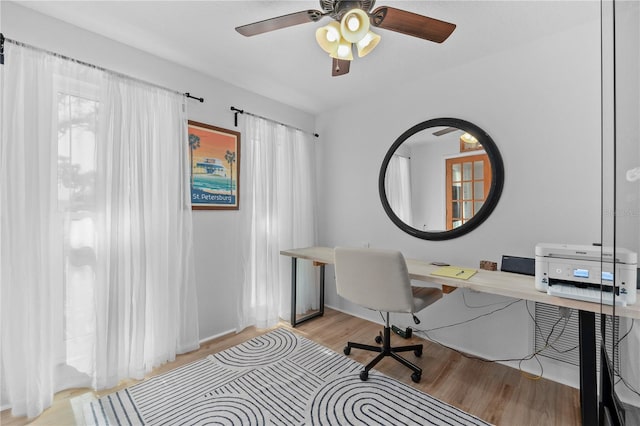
[412,286,443,313]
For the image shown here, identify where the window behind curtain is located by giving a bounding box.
[1,42,199,418]
[55,80,99,387]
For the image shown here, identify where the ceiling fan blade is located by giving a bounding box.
[433,127,459,136]
[370,6,456,43]
[332,58,350,77]
[236,10,324,37]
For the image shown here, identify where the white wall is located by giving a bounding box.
[1,2,315,341]
[315,2,603,388]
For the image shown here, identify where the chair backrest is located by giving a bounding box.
[334,247,414,313]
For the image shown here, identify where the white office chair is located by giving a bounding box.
[334,247,442,383]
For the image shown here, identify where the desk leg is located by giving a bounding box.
[578,310,597,426]
[319,263,325,317]
[290,257,298,327]
[290,258,326,327]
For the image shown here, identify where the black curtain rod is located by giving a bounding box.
[1,33,5,65]
[185,92,204,103]
[1,33,203,102]
[230,106,319,138]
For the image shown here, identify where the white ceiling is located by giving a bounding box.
[13,1,598,115]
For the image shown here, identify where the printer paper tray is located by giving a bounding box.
[548,284,626,306]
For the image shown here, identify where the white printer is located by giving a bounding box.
[535,243,637,306]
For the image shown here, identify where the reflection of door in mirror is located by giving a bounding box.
[446,154,491,230]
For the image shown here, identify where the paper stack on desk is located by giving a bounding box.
[431,266,477,280]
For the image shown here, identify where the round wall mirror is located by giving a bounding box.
[379,118,504,240]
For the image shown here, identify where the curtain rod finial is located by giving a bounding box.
[230,106,244,127]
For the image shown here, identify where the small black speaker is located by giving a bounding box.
[501,255,535,276]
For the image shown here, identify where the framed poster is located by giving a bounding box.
[188,120,240,210]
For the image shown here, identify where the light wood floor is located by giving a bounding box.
[1,308,580,425]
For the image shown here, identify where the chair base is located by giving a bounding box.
[343,324,423,383]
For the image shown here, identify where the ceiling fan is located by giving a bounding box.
[235,0,456,76]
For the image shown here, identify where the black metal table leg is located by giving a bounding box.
[290,257,298,327]
[290,258,326,327]
[319,263,325,317]
[578,309,597,426]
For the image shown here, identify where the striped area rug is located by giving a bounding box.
[85,328,490,425]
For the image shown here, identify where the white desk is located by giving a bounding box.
[281,246,640,426]
[281,246,640,319]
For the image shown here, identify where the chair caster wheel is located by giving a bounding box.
[411,372,421,383]
[359,370,369,381]
[375,335,382,344]
[414,348,422,357]
[343,346,351,355]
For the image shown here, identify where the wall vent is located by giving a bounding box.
[534,302,619,371]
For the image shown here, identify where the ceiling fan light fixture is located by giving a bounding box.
[340,8,370,43]
[330,39,353,61]
[460,132,479,144]
[315,21,341,54]
[356,31,381,57]
[237,3,458,77]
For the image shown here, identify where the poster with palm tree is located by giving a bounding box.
[187,120,240,210]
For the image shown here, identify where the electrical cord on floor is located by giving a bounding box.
[611,319,640,398]
[411,298,578,380]
[614,370,640,398]
[531,313,639,397]
[524,304,577,379]
[525,300,577,356]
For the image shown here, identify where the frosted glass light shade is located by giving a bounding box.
[330,39,353,61]
[356,31,381,57]
[315,22,341,54]
[340,8,370,43]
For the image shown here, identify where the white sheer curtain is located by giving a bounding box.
[238,115,317,330]
[0,42,199,418]
[385,154,414,224]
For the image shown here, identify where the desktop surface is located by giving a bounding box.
[280,246,640,320]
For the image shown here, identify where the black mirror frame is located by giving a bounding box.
[378,118,504,241]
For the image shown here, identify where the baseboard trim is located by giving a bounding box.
[324,304,384,325]
[199,328,237,345]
